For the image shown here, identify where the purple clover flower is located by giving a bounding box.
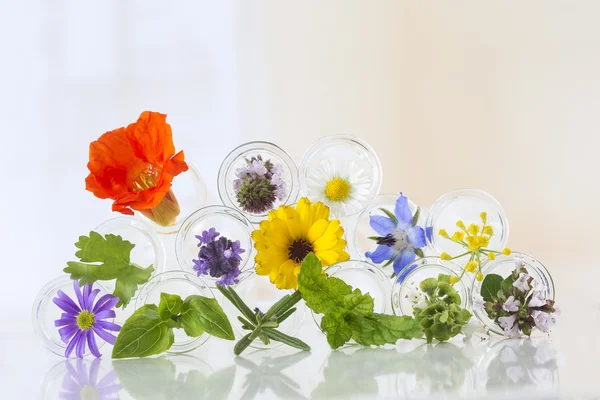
[193,228,245,286]
[53,281,121,358]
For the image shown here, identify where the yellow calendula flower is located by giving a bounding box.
[252,198,350,289]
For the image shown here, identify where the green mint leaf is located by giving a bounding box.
[321,312,353,349]
[64,232,154,309]
[112,305,174,359]
[480,273,503,302]
[113,264,155,308]
[347,313,421,346]
[158,293,183,321]
[343,290,374,316]
[298,253,352,314]
[181,295,234,340]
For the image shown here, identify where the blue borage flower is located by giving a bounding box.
[365,193,426,280]
[193,228,245,286]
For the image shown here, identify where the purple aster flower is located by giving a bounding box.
[60,358,121,399]
[53,280,121,358]
[365,193,426,277]
[193,228,246,286]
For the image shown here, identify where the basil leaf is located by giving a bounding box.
[158,293,183,321]
[182,295,234,340]
[112,304,175,359]
[480,273,503,302]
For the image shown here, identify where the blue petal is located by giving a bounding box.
[393,248,416,275]
[396,264,418,283]
[407,226,426,248]
[365,245,394,264]
[394,193,413,226]
[369,215,395,236]
[425,226,433,243]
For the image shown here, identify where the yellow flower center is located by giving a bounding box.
[325,178,350,202]
[76,311,95,330]
[131,163,162,192]
[80,385,99,400]
[288,238,314,263]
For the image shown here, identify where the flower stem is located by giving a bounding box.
[139,189,181,227]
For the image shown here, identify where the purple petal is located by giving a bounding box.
[92,294,115,313]
[95,321,121,332]
[87,330,102,358]
[76,358,89,385]
[63,361,80,385]
[407,226,426,248]
[397,264,418,283]
[369,215,396,236]
[93,327,117,345]
[73,281,85,310]
[54,291,81,315]
[65,330,83,358]
[96,383,122,396]
[394,193,413,226]
[55,317,76,327]
[95,310,116,321]
[85,289,101,312]
[94,297,119,314]
[365,245,394,264]
[89,358,101,386]
[96,370,118,390]
[82,284,92,310]
[76,330,88,358]
[393,248,416,275]
[58,325,79,343]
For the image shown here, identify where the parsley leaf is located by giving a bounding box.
[298,253,420,349]
[64,232,154,308]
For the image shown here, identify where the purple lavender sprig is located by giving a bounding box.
[193,228,245,285]
[53,281,121,358]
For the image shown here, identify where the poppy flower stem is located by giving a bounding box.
[139,189,181,227]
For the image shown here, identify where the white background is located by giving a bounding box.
[1,2,600,399]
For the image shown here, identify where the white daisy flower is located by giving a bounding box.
[306,158,371,217]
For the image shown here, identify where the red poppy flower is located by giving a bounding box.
[85,111,188,226]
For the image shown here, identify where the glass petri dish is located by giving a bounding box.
[311,260,392,329]
[391,261,470,317]
[32,276,111,357]
[94,217,165,297]
[299,135,382,218]
[222,271,306,350]
[426,189,509,256]
[134,271,214,354]
[135,162,208,235]
[217,141,299,224]
[175,205,255,286]
[348,193,429,266]
[471,253,555,337]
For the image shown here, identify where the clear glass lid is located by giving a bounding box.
[32,276,111,357]
[221,271,306,350]
[217,141,299,224]
[348,193,428,265]
[175,205,255,287]
[135,271,214,354]
[426,189,509,256]
[299,135,382,218]
[94,217,165,296]
[391,260,470,316]
[471,253,555,337]
[136,162,208,235]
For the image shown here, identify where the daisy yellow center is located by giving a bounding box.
[288,238,314,263]
[325,178,350,202]
[131,163,162,192]
[76,311,95,330]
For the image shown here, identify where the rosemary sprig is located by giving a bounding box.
[216,285,311,355]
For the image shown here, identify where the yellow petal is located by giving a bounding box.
[316,249,342,266]
[307,219,329,243]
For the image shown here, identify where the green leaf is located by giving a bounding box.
[480,273,503,302]
[63,232,154,308]
[501,275,516,293]
[439,310,449,323]
[181,295,234,340]
[347,314,421,346]
[379,208,398,224]
[343,290,374,316]
[430,323,451,341]
[419,278,438,296]
[414,248,425,258]
[412,207,421,226]
[298,253,352,314]
[264,328,311,351]
[321,313,353,349]
[112,305,175,359]
[158,293,183,321]
[263,290,302,322]
[437,274,452,284]
[234,333,254,356]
